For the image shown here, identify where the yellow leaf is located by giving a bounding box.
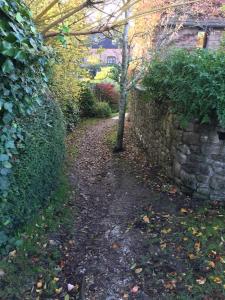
[161,228,172,234]
[183,237,188,241]
[180,208,188,213]
[55,287,63,294]
[160,243,167,250]
[188,253,197,260]
[213,277,222,284]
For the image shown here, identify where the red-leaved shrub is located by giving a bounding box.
[95,83,120,111]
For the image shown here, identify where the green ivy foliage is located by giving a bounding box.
[0,0,65,247]
[143,49,225,127]
[0,97,65,251]
[0,0,49,195]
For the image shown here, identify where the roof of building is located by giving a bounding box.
[91,35,120,49]
[167,18,225,29]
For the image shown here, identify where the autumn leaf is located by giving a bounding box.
[188,253,197,260]
[131,285,139,293]
[143,215,150,223]
[196,277,206,285]
[208,261,216,268]
[213,277,222,284]
[161,228,172,234]
[194,241,201,252]
[135,268,143,274]
[180,208,188,213]
[36,280,43,289]
[160,243,167,250]
[164,280,176,290]
[55,287,63,294]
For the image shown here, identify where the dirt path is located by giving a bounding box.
[62,118,217,300]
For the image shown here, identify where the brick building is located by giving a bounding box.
[156,18,225,50]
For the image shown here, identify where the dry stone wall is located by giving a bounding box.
[130,89,225,201]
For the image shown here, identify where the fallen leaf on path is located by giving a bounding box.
[161,228,172,234]
[131,285,139,293]
[180,208,188,213]
[122,293,129,299]
[55,287,63,294]
[160,243,167,250]
[208,261,216,268]
[135,268,143,274]
[112,242,120,249]
[188,253,197,260]
[67,283,74,291]
[36,280,43,289]
[194,241,201,252]
[143,216,150,223]
[164,280,176,290]
[196,277,206,285]
[213,277,222,284]
[9,250,16,258]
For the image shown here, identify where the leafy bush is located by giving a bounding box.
[94,83,120,112]
[143,49,225,127]
[50,42,85,130]
[78,83,96,117]
[94,66,121,82]
[61,100,80,131]
[0,1,65,247]
[93,101,112,118]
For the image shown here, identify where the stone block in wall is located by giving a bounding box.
[175,151,187,164]
[180,169,197,190]
[177,144,191,155]
[210,192,225,201]
[211,154,225,163]
[201,144,223,156]
[174,161,181,177]
[209,175,225,190]
[196,175,209,184]
[183,132,200,145]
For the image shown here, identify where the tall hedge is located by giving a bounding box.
[0,0,65,247]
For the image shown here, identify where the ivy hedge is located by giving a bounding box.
[143,49,225,127]
[0,0,65,247]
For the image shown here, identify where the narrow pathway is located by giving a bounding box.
[63,118,195,300]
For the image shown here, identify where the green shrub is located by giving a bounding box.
[93,101,112,118]
[78,83,96,117]
[0,96,65,250]
[62,100,80,131]
[143,49,225,127]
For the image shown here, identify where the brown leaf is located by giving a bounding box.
[143,215,150,223]
[164,280,176,290]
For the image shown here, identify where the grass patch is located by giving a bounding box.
[0,173,74,299]
[138,202,225,299]
[105,125,117,149]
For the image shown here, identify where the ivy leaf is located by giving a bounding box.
[4,102,13,113]
[0,41,14,57]
[0,231,8,246]
[5,140,15,149]
[15,13,24,24]
[2,58,14,73]
[3,161,12,169]
[0,154,9,162]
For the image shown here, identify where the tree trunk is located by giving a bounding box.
[114,8,129,152]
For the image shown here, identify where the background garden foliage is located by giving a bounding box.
[0,0,65,246]
[143,49,225,127]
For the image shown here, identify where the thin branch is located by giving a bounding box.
[41,0,103,35]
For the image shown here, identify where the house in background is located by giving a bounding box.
[89,35,122,65]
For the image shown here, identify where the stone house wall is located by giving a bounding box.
[130,89,225,201]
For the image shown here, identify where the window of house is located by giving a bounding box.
[107,56,116,64]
